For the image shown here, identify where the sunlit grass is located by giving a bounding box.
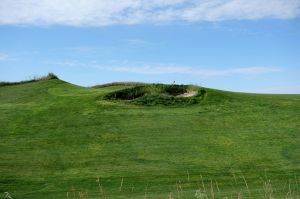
[0,77,299,198]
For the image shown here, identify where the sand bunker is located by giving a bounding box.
[177,90,198,97]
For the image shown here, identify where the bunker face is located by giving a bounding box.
[177,90,198,97]
[103,84,205,106]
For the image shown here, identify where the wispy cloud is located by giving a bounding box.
[123,39,159,47]
[0,53,9,61]
[52,60,280,77]
[66,47,108,54]
[106,65,281,76]
[246,86,300,94]
[0,0,299,26]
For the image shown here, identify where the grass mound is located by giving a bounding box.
[0,73,58,87]
[0,77,299,198]
[103,84,206,106]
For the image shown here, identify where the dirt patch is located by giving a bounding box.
[177,90,198,97]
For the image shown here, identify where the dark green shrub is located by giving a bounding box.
[103,86,146,100]
[133,93,176,106]
[165,85,187,96]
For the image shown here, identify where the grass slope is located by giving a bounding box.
[0,78,300,198]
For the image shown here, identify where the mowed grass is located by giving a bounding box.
[0,78,300,198]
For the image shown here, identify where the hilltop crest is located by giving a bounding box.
[0,73,59,87]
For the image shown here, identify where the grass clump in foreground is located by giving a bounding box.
[68,175,300,199]
[0,77,299,198]
[103,84,206,106]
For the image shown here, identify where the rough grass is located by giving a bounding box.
[68,176,300,199]
[93,82,146,88]
[0,78,299,198]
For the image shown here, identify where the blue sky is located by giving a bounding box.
[0,0,300,93]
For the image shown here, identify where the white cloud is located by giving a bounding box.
[0,0,299,26]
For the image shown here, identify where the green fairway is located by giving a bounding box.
[0,77,300,198]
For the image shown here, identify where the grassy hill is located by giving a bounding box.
[0,76,300,198]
